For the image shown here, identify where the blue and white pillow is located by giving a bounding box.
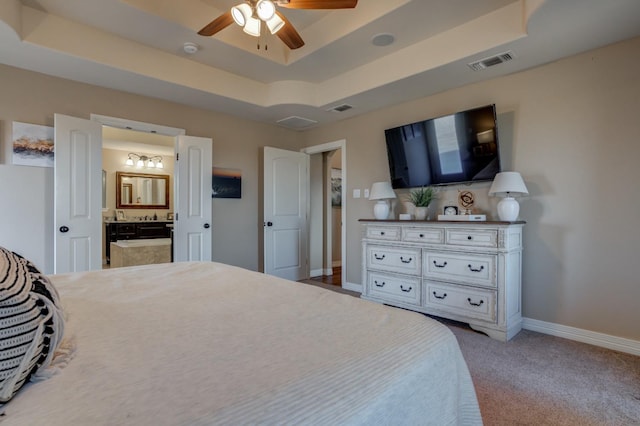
[0,247,66,403]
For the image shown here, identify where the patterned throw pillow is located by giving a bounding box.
[0,247,66,403]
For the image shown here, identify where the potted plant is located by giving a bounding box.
[408,186,435,220]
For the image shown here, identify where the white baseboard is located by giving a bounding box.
[343,281,362,293]
[309,269,323,278]
[522,317,640,356]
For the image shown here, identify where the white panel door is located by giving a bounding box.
[54,114,102,273]
[174,135,212,262]
[264,147,309,281]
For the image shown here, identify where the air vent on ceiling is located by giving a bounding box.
[468,51,515,71]
[327,104,353,113]
[276,115,318,130]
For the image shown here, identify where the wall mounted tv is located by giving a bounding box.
[385,104,501,188]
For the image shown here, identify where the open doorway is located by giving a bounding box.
[303,140,347,289]
[91,114,185,269]
[101,126,175,268]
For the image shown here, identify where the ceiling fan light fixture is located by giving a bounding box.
[266,14,285,34]
[243,16,261,37]
[231,3,252,27]
[256,0,276,21]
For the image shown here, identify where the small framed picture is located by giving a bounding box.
[167,212,174,220]
[116,209,126,221]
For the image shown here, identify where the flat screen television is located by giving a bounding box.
[384,104,501,188]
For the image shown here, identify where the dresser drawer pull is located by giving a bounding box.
[400,285,412,293]
[419,234,425,238]
[400,256,413,264]
[467,298,484,307]
[380,231,385,236]
[374,254,386,260]
[432,291,447,300]
[467,235,473,240]
[467,264,485,273]
[433,260,448,268]
[374,280,386,288]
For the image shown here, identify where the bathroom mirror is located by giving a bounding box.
[116,171,170,209]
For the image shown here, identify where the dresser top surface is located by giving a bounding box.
[359,219,525,225]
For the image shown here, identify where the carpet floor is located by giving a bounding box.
[299,280,640,425]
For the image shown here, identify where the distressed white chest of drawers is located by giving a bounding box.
[360,220,524,341]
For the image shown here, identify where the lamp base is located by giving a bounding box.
[496,197,520,221]
[373,200,390,220]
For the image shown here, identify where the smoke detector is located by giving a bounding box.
[183,42,199,54]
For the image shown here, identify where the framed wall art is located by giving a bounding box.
[12,122,54,167]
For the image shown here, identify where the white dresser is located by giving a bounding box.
[360,220,524,341]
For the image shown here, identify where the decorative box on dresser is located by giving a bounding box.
[360,220,524,341]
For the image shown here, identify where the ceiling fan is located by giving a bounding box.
[197,0,358,50]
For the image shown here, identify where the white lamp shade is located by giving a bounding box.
[266,13,285,34]
[256,0,276,21]
[243,16,261,36]
[231,3,252,26]
[488,172,528,197]
[369,182,396,201]
[156,160,163,169]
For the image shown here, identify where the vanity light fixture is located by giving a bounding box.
[125,153,164,169]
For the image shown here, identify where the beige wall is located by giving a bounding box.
[0,64,301,273]
[302,37,640,341]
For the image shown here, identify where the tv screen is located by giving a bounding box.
[384,104,500,188]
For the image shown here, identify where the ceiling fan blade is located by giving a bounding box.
[279,0,357,9]
[275,11,305,49]
[198,11,234,36]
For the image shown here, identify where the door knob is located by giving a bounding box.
[59,226,69,233]
[204,223,210,229]
[267,221,273,227]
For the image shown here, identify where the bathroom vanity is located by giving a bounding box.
[105,220,173,264]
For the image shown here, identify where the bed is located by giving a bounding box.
[0,255,482,425]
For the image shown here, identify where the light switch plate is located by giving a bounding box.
[364,189,370,198]
[353,189,361,198]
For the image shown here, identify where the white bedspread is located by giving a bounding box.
[1,262,481,425]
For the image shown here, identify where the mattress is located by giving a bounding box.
[1,261,481,425]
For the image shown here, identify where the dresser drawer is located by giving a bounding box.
[366,245,421,275]
[402,227,445,244]
[423,251,496,288]
[425,281,496,323]
[366,226,401,241]
[367,272,421,307]
[446,229,497,248]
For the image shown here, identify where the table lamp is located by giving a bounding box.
[488,172,528,221]
[369,181,396,220]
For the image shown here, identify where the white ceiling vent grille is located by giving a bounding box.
[327,104,353,113]
[276,116,318,130]
[468,51,515,71]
